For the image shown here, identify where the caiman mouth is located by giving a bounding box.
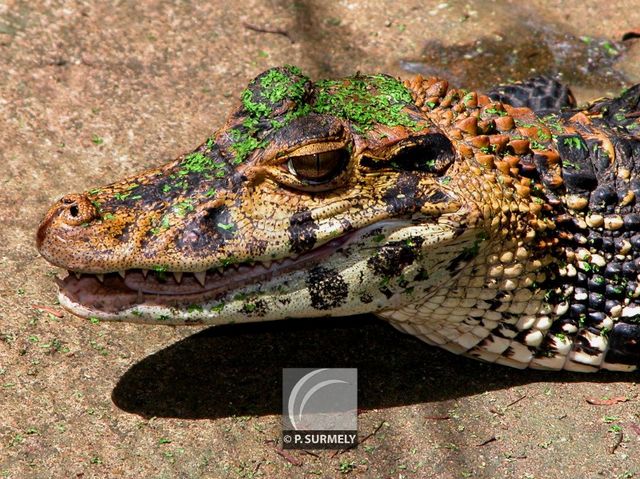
[56,229,362,315]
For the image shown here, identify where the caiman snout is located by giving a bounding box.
[36,193,97,250]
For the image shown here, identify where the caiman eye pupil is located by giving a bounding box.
[287,149,347,184]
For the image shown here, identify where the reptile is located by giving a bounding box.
[37,65,640,372]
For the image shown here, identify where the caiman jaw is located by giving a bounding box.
[55,227,358,316]
[53,217,468,324]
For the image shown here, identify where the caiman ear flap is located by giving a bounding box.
[360,132,455,175]
[402,75,450,109]
[389,133,455,174]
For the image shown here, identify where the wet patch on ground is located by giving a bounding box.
[402,11,638,98]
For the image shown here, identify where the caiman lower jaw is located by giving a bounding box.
[56,229,361,317]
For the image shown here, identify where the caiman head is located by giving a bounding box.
[37,65,549,324]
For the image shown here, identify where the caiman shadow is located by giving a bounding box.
[111,315,632,419]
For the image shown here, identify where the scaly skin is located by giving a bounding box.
[37,66,640,371]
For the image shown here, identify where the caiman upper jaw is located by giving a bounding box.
[35,144,249,274]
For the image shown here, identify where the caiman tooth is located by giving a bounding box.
[74,271,82,280]
[96,274,104,283]
[262,260,272,269]
[217,267,224,274]
[118,270,126,279]
[141,269,149,278]
[194,271,206,287]
[173,272,183,284]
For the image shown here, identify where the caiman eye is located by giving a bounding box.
[287,149,348,184]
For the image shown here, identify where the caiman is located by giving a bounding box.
[37,66,640,372]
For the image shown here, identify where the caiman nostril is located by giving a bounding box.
[58,194,97,226]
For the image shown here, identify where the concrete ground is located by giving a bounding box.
[2,0,640,477]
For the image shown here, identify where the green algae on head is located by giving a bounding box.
[252,65,309,107]
[226,66,422,163]
[313,74,419,132]
[178,152,225,176]
[228,65,313,163]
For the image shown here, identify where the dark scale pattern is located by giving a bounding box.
[607,323,640,365]
[359,293,373,304]
[366,237,424,278]
[588,83,640,132]
[242,299,269,317]
[306,266,349,310]
[536,85,640,368]
[175,205,235,255]
[557,135,596,193]
[288,210,319,254]
[590,185,617,212]
[380,173,422,215]
[486,76,577,114]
